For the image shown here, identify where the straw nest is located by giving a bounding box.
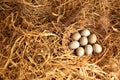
[0,0,120,80]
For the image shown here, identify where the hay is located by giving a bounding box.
[0,0,120,80]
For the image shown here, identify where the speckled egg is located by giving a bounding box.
[81,29,90,37]
[79,37,88,46]
[69,41,80,49]
[76,47,85,57]
[71,32,81,41]
[88,34,97,44]
[85,44,93,55]
[93,44,102,54]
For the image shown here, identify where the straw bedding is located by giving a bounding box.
[0,0,120,80]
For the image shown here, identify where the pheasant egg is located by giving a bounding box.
[80,37,88,46]
[85,44,93,55]
[69,41,80,49]
[93,44,102,54]
[88,34,97,44]
[71,32,81,40]
[81,29,90,37]
[76,47,85,57]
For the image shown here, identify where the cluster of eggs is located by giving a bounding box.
[69,29,102,57]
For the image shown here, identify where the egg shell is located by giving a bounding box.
[71,32,81,41]
[79,37,88,46]
[85,44,93,55]
[93,44,102,54]
[76,47,85,57]
[81,29,90,37]
[88,34,97,44]
[69,41,80,49]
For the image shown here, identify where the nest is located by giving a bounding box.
[0,0,120,80]
[62,23,108,63]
